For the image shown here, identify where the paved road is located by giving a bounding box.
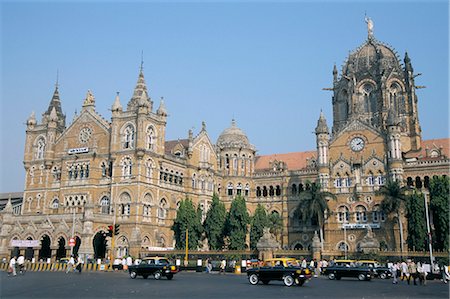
[1,270,448,299]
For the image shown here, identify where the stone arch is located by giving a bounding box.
[116,235,130,258]
[336,241,350,252]
[291,241,305,250]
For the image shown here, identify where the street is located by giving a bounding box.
[1,270,449,299]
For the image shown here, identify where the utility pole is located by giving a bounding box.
[423,191,434,270]
[184,229,188,266]
[70,209,75,256]
[343,211,348,260]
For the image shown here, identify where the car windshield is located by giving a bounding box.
[157,259,169,265]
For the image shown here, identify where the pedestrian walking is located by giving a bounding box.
[391,262,399,284]
[17,254,25,274]
[400,260,408,282]
[417,262,426,285]
[407,259,417,285]
[8,256,17,276]
[220,259,226,274]
[76,256,84,273]
[66,255,75,273]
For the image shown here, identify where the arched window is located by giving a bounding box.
[236,183,242,196]
[355,205,367,223]
[191,174,196,189]
[372,205,381,223]
[367,172,374,186]
[275,185,281,196]
[100,196,110,214]
[262,186,268,197]
[36,137,46,160]
[338,242,349,252]
[227,183,233,196]
[121,203,130,215]
[415,176,423,189]
[344,173,351,187]
[256,186,261,197]
[269,186,274,196]
[335,176,342,188]
[158,199,167,219]
[52,198,59,209]
[244,184,250,196]
[376,173,385,185]
[337,206,349,223]
[123,125,135,149]
[406,177,414,187]
[225,154,230,170]
[291,184,297,195]
[121,157,132,178]
[146,126,156,150]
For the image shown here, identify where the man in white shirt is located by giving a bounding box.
[17,255,25,274]
[66,255,75,273]
[9,256,17,276]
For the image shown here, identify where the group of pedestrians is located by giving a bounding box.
[390,259,449,285]
[66,255,84,273]
[8,255,25,276]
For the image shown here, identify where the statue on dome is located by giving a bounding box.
[365,15,374,38]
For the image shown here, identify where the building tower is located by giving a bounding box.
[315,111,330,191]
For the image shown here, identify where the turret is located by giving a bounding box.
[386,109,403,182]
[156,97,168,117]
[315,111,330,190]
[111,92,123,117]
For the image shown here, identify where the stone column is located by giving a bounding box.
[311,231,321,261]
[256,228,281,261]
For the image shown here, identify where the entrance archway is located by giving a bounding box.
[93,231,107,259]
[56,237,66,260]
[25,237,34,260]
[73,236,81,256]
[38,235,51,260]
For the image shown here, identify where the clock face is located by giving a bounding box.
[350,137,365,152]
[79,127,92,143]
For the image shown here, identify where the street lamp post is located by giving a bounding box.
[423,191,434,269]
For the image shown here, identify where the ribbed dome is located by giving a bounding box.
[217,119,254,150]
[344,38,402,75]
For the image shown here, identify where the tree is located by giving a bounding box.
[225,196,250,250]
[250,204,268,250]
[429,176,449,251]
[297,182,336,249]
[378,179,408,254]
[268,211,283,240]
[171,198,202,250]
[406,191,427,251]
[203,194,226,250]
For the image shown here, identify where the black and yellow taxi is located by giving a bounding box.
[247,258,312,287]
[128,257,178,280]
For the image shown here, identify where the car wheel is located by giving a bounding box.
[130,271,137,279]
[142,275,148,279]
[283,275,294,287]
[154,271,162,280]
[249,274,259,285]
[335,276,341,280]
[358,273,366,281]
[328,273,336,280]
[166,274,173,280]
[261,280,269,285]
[379,273,387,279]
[297,280,305,286]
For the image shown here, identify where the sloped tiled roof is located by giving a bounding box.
[255,151,316,171]
[405,138,450,159]
[165,139,189,155]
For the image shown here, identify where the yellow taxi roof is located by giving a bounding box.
[264,258,297,262]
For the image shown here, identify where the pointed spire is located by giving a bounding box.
[404,51,413,73]
[156,97,167,116]
[231,118,236,127]
[4,195,13,213]
[315,110,329,134]
[112,92,123,112]
[128,64,152,111]
[201,121,206,132]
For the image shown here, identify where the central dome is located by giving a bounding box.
[216,119,254,150]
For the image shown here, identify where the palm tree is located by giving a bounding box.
[297,182,336,250]
[377,179,409,255]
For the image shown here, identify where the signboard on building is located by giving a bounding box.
[342,223,380,229]
[10,240,40,247]
[68,147,89,155]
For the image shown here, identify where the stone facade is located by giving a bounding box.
[0,26,448,261]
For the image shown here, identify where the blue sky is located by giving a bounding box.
[1,1,448,193]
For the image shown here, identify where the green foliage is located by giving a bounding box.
[378,180,408,215]
[171,198,202,250]
[250,204,268,250]
[268,211,283,236]
[225,196,250,250]
[203,194,227,250]
[297,182,336,228]
[406,192,427,251]
[429,176,449,251]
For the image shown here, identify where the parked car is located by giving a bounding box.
[323,264,373,281]
[247,258,312,287]
[128,257,178,280]
[356,260,391,279]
